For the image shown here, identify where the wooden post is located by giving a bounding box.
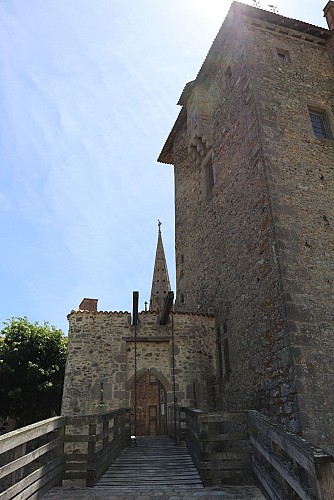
[87,423,96,487]
[315,460,334,499]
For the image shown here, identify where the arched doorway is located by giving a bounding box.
[129,371,167,436]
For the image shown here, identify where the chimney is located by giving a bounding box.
[79,298,98,312]
[324,1,334,29]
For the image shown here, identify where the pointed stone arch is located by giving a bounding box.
[127,368,171,436]
[125,368,171,392]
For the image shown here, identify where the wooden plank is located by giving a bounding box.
[200,460,251,470]
[95,426,114,442]
[198,412,248,424]
[201,451,250,460]
[64,462,95,471]
[160,291,174,325]
[250,435,314,500]
[65,409,127,426]
[0,436,62,480]
[64,453,89,461]
[201,432,248,442]
[0,458,62,500]
[63,470,91,480]
[132,290,139,326]
[65,416,92,425]
[0,417,64,454]
[315,461,334,500]
[251,454,286,500]
[64,434,89,442]
[13,463,63,500]
[28,467,62,500]
[248,410,317,475]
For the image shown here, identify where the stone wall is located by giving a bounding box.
[173,12,291,426]
[61,308,215,422]
[169,3,334,453]
[248,17,334,453]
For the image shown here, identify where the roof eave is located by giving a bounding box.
[157,107,187,165]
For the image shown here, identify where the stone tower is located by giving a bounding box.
[159,1,334,454]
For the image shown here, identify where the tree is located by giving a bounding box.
[0,317,67,426]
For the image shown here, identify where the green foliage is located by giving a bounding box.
[0,317,67,426]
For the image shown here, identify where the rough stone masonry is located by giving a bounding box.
[158,1,334,454]
[63,1,334,459]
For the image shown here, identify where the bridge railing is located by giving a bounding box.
[0,416,65,500]
[248,410,334,500]
[63,409,130,487]
[0,408,131,498]
[180,407,253,486]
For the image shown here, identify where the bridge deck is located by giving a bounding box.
[95,436,203,489]
[43,436,264,498]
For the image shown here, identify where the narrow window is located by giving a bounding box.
[204,156,214,194]
[193,382,198,407]
[276,49,289,62]
[223,338,231,377]
[309,109,331,139]
[225,64,232,81]
[216,327,223,379]
[180,293,184,303]
[100,382,104,407]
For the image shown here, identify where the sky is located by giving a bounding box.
[0,0,328,333]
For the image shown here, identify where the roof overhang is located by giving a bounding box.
[157,1,331,165]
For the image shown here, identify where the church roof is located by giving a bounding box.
[157,1,331,165]
[149,222,171,312]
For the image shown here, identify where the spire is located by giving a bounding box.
[149,221,171,312]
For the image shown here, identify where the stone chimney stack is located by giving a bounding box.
[79,298,98,312]
[324,1,334,29]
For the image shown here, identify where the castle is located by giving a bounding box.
[62,1,334,456]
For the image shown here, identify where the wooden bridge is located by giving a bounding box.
[1,408,334,499]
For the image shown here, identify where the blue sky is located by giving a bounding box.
[0,0,327,333]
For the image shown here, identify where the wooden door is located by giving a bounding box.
[148,405,158,435]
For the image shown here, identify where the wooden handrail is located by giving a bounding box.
[0,409,131,498]
[0,417,65,500]
[0,416,64,455]
[248,410,334,499]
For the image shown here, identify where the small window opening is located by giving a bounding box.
[193,382,198,407]
[100,382,104,407]
[309,109,331,139]
[223,338,231,377]
[181,254,184,264]
[276,49,289,62]
[205,157,214,194]
[180,293,184,303]
[216,327,223,379]
[225,64,232,80]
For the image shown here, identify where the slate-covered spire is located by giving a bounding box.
[149,221,171,312]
